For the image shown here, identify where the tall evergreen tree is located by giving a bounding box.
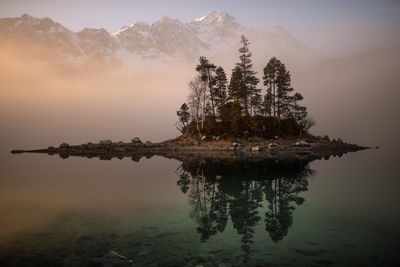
[276,62,293,119]
[263,57,281,118]
[213,66,228,110]
[196,57,217,117]
[235,35,259,116]
[228,66,244,103]
[262,89,273,116]
[176,103,190,134]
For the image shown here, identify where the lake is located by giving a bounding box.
[0,146,399,267]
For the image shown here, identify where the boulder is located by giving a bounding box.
[230,142,243,151]
[243,146,252,152]
[268,143,279,149]
[113,147,125,152]
[274,136,280,140]
[117,141,125,146]
[59,143,69,148]
[295,140,311,147]
[99,140,112,145]
[192,141,199,146]
[201,136,207,141]
[337,138,344,144]
[144,141,154,148]
[231,142,242,147]
[252,146,260,152]
[322,135,330,141]
[131,137,142,143]
[159,143,167,147]
[216,136,220,141]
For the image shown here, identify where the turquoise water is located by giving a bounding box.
[0,148,398,266]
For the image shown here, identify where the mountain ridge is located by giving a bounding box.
[0,11,310,63]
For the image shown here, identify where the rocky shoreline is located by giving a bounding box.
[11,135,369,163]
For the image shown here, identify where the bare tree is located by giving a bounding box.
[188,76,207,132]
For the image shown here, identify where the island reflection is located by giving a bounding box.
[176,157,312,263]
[2,153,316,266]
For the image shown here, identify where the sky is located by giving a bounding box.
[0,0,399,56]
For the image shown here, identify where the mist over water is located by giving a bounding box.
[1,41,399,152]
[1,23,400,266]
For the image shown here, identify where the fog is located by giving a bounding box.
[1,41,399,155]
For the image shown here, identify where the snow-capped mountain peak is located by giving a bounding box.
[194,10,236,24]
[0,11,308,62]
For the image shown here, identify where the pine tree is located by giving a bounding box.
[176,103,190,134]
[235,35,259,116]
[196,57,217,117]
[251,93,263,115]
[276,62,292,119]
[263,57,281,118]
[228,66,244,103]
[262,89,273,116]
[213,66,228,110]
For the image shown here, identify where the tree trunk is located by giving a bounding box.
[272,81,276,118]
[207,69,216,117]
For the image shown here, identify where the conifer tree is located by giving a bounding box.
[262,89,273,116]
[176,103,190,134]
[196,57,217,117]
[213,66,228,110]
[276,62,292,119]
[235,35,259,116]
[228,66,244,103]
[263,57,281,118]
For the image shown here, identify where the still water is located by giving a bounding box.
[0,148,399,267]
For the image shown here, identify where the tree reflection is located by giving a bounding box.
[177,158,312,263]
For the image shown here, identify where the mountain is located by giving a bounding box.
[0,11,313,63]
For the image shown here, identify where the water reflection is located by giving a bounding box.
[177,158,312,262]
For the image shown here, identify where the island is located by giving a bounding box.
[11,35,368,162]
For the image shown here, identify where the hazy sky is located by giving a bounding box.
[1,0,399,56]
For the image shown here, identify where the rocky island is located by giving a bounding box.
[10,134,367,165]
[11,36,369,163]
